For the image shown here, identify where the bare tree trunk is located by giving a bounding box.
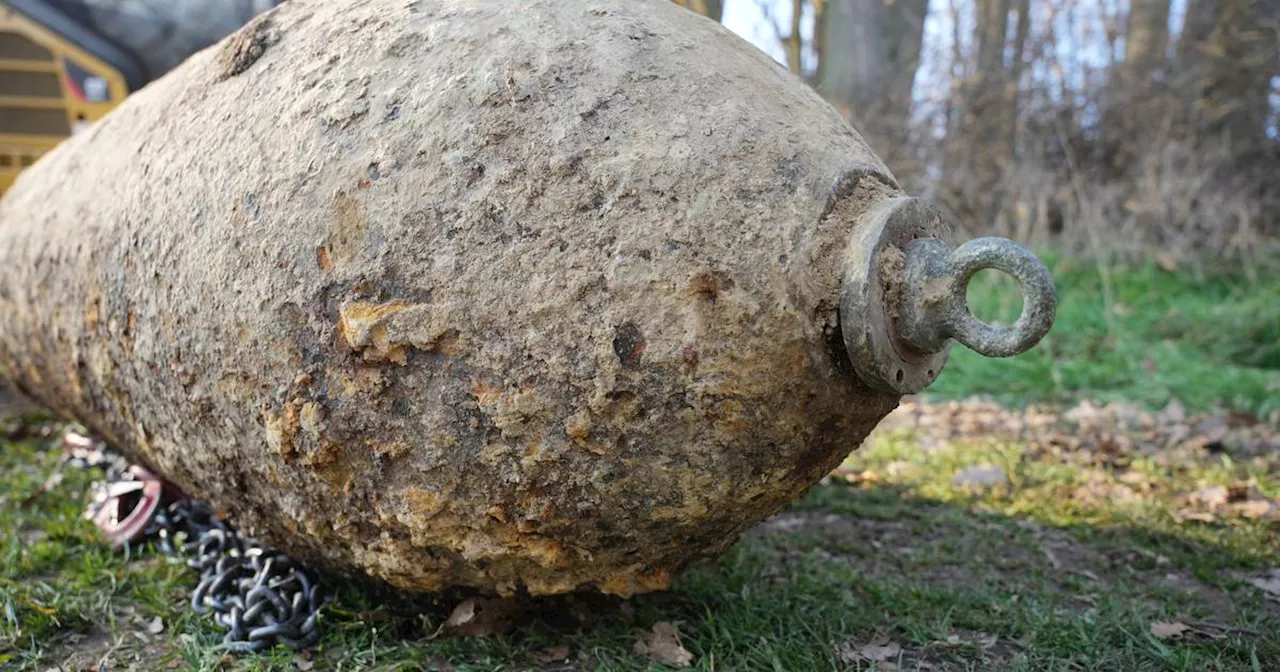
[670,0,724,22]
[945,0,1014,230]
[1102,0,1171,173]
[1124,0,1171,75]
[815,0,930,164]
[785,0,804,74]
[1175,0,1278,149]
[1007,0,1031,157]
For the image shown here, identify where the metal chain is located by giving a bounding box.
[63,431,330,652]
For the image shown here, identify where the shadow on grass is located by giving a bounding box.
[4,416,1277,671]
[299,484,1279,672]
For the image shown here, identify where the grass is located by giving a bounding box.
[2,256,1278,670]
[929,253,1280,419]
[3,419,1277,670]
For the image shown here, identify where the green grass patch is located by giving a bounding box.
[3,256,1277,670]
[929,253,1280,418]
[3,417,1277,671]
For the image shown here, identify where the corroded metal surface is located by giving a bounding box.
[51,0,283,78]
[897,237,1057,358]
[839,200,1057,395]
[0,0,1054,598]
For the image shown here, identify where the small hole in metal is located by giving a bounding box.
[895,369,904,383]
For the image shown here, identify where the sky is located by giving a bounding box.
[718,1,1274,139]
[717,0,1191,93]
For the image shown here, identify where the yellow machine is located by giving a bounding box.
[0,0,142,193]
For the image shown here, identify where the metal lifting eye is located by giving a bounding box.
[897,237,1057,358]
[840,198,1057,396]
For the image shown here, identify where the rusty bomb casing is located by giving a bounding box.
[0,0,1055,597]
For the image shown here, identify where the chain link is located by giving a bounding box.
[65,432,330,652]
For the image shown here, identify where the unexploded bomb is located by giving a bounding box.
[0,0,1055,597]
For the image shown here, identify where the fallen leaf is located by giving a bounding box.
[1158,399,1186,424]
[537,644,572,663]
[432,598,520,639]
[951,464,1007,488]
[426,656,458,672]
[358,606,393,622]
[292,653,315,671]
[1248,571,1280,601]
[1041,545,1062,570]
[836,634,901,665]
[1150,621,1191,639]
[1231,499,1279,520]
[1189,485,1230,508]
[1191,415,1230,448]
[1072,569,1101,582]
[633,622,694,668]
[19,471,64,508]
[146,616,165,635]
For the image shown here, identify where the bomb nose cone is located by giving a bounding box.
[840,198,1057,395]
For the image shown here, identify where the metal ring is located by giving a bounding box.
[941,238,1057,358]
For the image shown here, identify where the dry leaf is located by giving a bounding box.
[1150,621,1190,639]
[1174,509,1217,524]
[951,464,1007,488]
[633,622,694,668]
[537,644,573,663]
[837,634,902,665]
[146,616,165,635]
[433,597,520,639]
[426,656,458,672]
[292,653,315,671]
[19,471,64,508]
[1248,571,1280,601]
[1231,499,1278,519]
[1189,485,1230,508]
[860,636,902,662]
[1158,399,1186,424]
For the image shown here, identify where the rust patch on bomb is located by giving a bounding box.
[600,567,673,597]
[0,0,963,600]
[687,269,734,305]
[315,246,333,271]
[612,322,645,369]
[338,299,459,364]
[217,14,279,81]
[83,297,101,331]
[404,486,451,519]
[324,191,369,267]
[264,401,302,459]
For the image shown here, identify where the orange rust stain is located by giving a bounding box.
[434,329,462,357]
[84,297,101,331]
[404,486,452,519]
[516,536,566,569]
[600,567,672,597]
[372,439,410,459]
[264,401,302,459]
[327,191,368,265]
[315,246,333,271]
[471,379,503,407]
[337,300,415,363]
[564,410,592,442]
